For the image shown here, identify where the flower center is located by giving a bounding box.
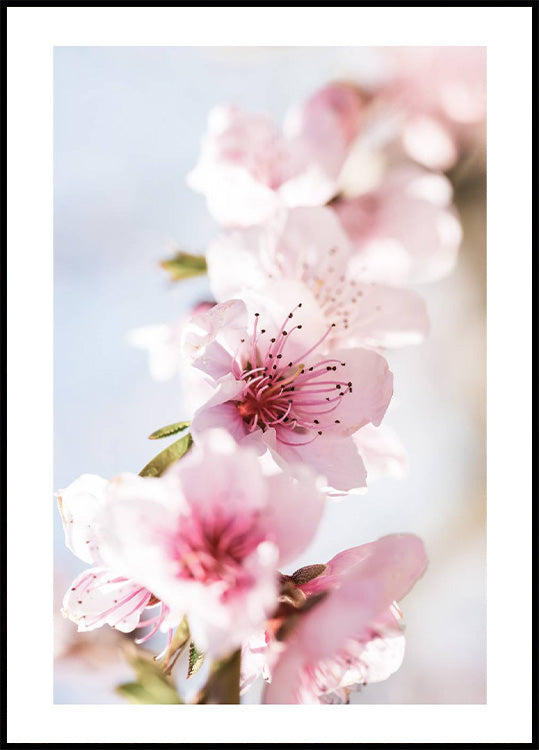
[172,512,264,595]
[235,304,353,445]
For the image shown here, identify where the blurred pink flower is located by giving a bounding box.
[98,430,324,657]
[384,46,486,170]
[352,422,408,482]
[261,534,427,704]
[128,301,217,419]
[207,206,429,349]
[57,474,170,643]
[128,321,186,383]
[333,165,462,285]
[187,83,363,227]
[128,300,214,383]
[182,287,393,493]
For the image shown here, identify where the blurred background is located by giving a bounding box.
[54,47,486,704]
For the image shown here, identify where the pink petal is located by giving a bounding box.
[298,543,380,597]
[283,83,362,195]
[301,533,426,598]
[182,299,248,379]
[322,347,393,433]
[263,647,307,704]
[97,473,182,592]
[56,474,108,565]
[298,82,363,148]
[199,164,281,227]
[352,423,408,482]
[355,630,406,685]
[265,466,325,565]
[207,224,270,302]
[267,205,352,279]
[190,380,253,446]
[267,430,367,493]
[62,567,150,633]
[240,630,272,695]
[173,428,269,516]
[277,165,340,209]
[330,282,429,349]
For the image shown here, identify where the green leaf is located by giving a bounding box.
[116,678,183,705]
[116,648,183,704]
[197,650,241,704]
[161,251,207,281]
[156,617,191,675]
[187,642,205,679]
[148,421,190,440]
[139,433,193,478]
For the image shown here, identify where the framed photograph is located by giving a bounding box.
[4,5,534,746]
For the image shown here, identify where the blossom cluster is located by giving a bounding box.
[57,49,484,704]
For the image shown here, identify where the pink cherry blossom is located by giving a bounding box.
[333,165,462,286]
[383,47,486,170]
[240,628,273,696]
[182,285,394,492]
[56,474,170,643]
[187,83,363,227]
[97,429,325,657]
[303,81,364,147]
[206,205,429,349]
[262,534,427,703]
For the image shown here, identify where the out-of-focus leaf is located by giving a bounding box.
[156,617,191,675]
[197,650,240,704]
[148,421,190,440]
[116,678,182,705]
[139,433,193,478]
[187,642,205,679]
[161,251,207,281]
[116,647,183,704]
